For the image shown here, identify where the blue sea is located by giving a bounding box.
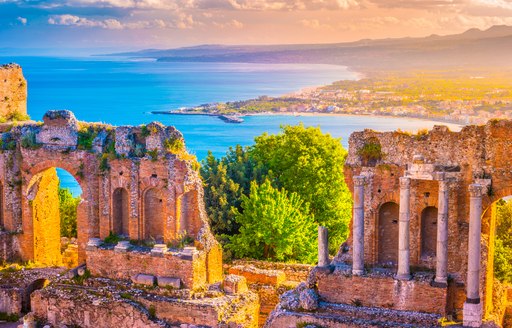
[1,56,461,196]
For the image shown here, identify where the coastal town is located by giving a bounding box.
[168,73,512,125]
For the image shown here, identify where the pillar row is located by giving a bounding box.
[434,179,449,286]
[396,176,411,280]
[352,175,365,276]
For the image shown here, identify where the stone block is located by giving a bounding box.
[131,274,155,286]
[114,241,131,253]
[157,276,181,289]
[151,244,168,257]
[463,302,482,327]
[223,274,248,295]
[228,265,286,286]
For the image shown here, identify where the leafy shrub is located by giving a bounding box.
[494,199,512,283]
[227,180,317,264]
[164,136,184,154]
[21,131,42,149]
[77,128,98,151]
[104,231,121,245]
[59,187,80,238]
[147,149,158,162]
[357,138,382,165]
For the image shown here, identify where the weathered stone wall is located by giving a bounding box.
[314,268,447,315]
[0,110,218,274]
[0,64,27,119]
[339,120,512,319]
[86,247,208,289]
[31,288,165,328]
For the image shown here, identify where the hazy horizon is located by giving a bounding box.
[2,0,512,55]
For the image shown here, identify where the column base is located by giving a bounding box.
[395,273,412,281]
[463,301,482,327]
[432,277,448,288]
[352,269,364,276]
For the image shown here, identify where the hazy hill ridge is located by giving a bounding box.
[109,25,512,72]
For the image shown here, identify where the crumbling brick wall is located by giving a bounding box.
[0,64,27,118]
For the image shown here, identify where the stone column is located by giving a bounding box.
[318,226,329,267]
[434,179,449,286]
[463,183,483,327]
[352,175,366,275]
[396,177,411,280]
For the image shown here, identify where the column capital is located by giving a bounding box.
[469,184,483,198]
[399,176,411,189]
[353,175,366,186]
[439,179,450,192]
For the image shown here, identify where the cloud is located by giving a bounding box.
[300,19,332,29]
[47,14,174,28]
[224,0,361,10]
[214,18,243,29]
[17,16,27,24]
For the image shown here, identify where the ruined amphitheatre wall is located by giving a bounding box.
[0,110,222,286]
[341,120,512,319]
[0,64,27,118]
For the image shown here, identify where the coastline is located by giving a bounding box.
[241,112,464,129]
[151,110,464,131]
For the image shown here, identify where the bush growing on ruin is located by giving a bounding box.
[494,199,512,284]
[59,187,80,238]
[227,180,316,263]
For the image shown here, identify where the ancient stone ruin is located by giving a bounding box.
[268,122,512,327]
[0,109,259,327]
[0,64,27,119]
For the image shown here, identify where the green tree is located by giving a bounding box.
[251,124,352,252]
[200,145,267,237]
[494,199,512,283]
[227,180,316,263]
[59,186,80,238]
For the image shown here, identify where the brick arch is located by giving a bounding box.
[376,201,400,266]
[142,187,165,242]
[420,206,438,259]
[112,187,130,236]
[22,165,89,266]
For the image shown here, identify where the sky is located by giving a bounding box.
[1,0,512,53]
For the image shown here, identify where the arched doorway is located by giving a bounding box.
[421,206,438,259]
[180,190,200,237]
[112,188,129,236]
[144,188,164,242]
[378,202,399,266]
[27,168,82,267]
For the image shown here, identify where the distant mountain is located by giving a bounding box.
[107,25,512,72]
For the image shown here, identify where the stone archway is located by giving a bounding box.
[421,206,438,259]
[377,202,399,266]
[112,188,129,236]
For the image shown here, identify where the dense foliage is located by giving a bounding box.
[201,124,352,262]
[494,199,512,284]
[227,180,316,263]
[59,187,80,238]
